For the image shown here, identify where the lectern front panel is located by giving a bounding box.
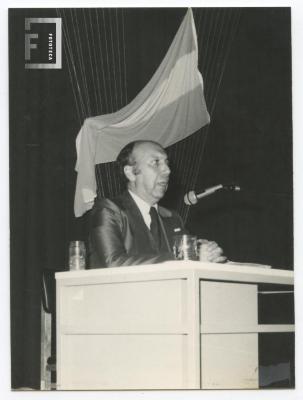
[59,278,187,333]
[60,334,188,389]
[201,333,258,389]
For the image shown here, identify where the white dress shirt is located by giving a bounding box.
[128,190,158,229]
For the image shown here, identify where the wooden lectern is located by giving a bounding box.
[55,261,294,390]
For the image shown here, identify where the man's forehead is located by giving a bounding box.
[133,142,167,160]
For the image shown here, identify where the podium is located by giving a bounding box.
[55,261,294,390]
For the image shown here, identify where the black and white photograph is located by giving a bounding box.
[5,0,302,397]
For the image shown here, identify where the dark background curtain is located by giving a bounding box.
[9,7,292,389]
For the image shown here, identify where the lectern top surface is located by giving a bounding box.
[55,260,294,286]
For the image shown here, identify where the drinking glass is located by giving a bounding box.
[69,240,86,270]
[173,234,198,261]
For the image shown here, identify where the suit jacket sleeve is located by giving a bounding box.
[89,202,173,268]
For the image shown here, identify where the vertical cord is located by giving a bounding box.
[102,9,114,112]
[96,9,110,113]
[115,8,124,109]
[88,9,103,113]
[121,8,128,105]
[108,9,119,111]
[74,9,92,116]
[57,9,83,125]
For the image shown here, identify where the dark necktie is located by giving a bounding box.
[149,206,161,249]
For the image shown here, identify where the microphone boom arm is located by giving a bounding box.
[184,183,240,205]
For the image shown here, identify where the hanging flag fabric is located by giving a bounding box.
[74,8,210,217]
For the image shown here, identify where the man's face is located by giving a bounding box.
[130,142,171,205]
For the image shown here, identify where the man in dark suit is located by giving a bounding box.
[89,140,225,268]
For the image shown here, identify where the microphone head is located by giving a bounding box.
[184,190,198,205]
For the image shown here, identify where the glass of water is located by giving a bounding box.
[69,240,86,270]
[173,234,198,261]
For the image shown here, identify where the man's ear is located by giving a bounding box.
[124,165,136,182]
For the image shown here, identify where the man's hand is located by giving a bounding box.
[198,239,227,263]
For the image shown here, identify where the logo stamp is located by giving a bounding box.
[25,18,62,69]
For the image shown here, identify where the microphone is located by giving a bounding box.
[184,183,241,205]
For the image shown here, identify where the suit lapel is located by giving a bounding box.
[120,192,157,252]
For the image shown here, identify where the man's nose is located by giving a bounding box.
[161,163,170,176]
